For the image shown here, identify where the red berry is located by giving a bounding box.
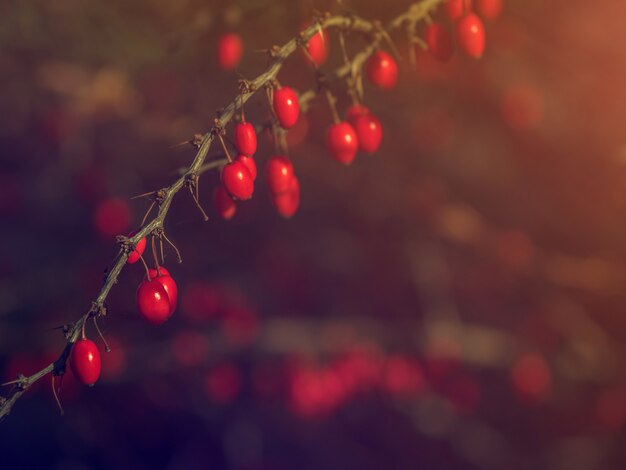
[266,156,294,194]
[137,279,171,325]
[350,112,383,154]
[148,267,178,316]
[476,0,503,20]
[445,0,473,20]
[272,176,300,218]
[94,197,131,239]
[234,122,257,156]
[345,104,370,122]
[273,86,300,129]
[70,338,101,386]
[365,51,398,89]
[217,33,243,70]
[127,231,147,264]
[235,155,257,181]
[214,186,237,220]
[425,23,454,62]
[326,122,358,165]
[221,161,254,201]
[456,13,486,59]
[302,24,329,66]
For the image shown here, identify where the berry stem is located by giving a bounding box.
[162,232,183,264]
[218,134,233,163]
[139,252,151,280]
[240,93,246,123]
[188,176,210,222]
[151,236,161,277]
[324,88,341,125]
[159,237,165,265]
[51,376,64,416]
[93,317,111,353]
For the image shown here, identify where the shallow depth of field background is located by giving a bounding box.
[1,0,625,468]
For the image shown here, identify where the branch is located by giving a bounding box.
[0,0,445,421]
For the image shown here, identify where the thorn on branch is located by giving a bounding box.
[191,133,205,149]
[2,374,27,388]
[238,79,255,95]
[268,45,281,60]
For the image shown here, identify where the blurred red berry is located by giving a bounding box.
[214,185,237,220]
[425,23,454,62]
[272,175,300,218]
[326,121,358,164]
[217,33,243,70]
[94,198,132,239]
[204,362,241,405]
[510,353,551,403]
[456,13,486,59]
[345,104,370,122]
[445,0,473,20]
[266,155,294,195]
[476,0,503,20]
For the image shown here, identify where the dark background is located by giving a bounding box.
[0,0,625,468]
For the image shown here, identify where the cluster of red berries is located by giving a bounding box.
[215,85,301,220]
[126,232,179,325]
[69,232,179,386]
[213,25,395,219]
[211,2,503,220]
[70,1,503,389]
[424,0,501,62]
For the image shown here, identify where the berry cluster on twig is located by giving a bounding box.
[0,0,503,420]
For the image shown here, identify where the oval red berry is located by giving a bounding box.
[365,51,398,89]
[217,33,243,70]
[273,87,300,129]
[266,155,294,195]
[425,23,454,62]
[137,279,171,325]
[234,122,257,157]
[70,338,101,386]
[456,13,486,59]
[326,122,358,165]
[221,161,254,201]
